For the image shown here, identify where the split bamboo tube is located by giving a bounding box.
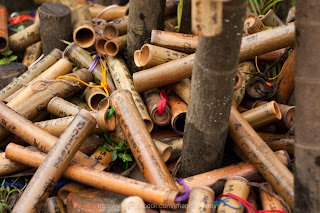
[0,152,29,176]
[151,30,198,53]
[121,196,146,213]
[83,86,108,111]
[7,58,72,109]
[260,183,285,211]
[186,186,215,213]
[138,44,188,68]
[229,106,294,209]
[217,176,250,213]
[72,5,96,48]
[260,9,284,27]
[9,22,41,52]
[5,143,179,206]
[105,34,127,56]
[89,5,128,21]
[22,41,42,67]
[95,36,108,55]
[64,42,115,89]
[43,197,67,213]
[161,137,183,162]
[0,5,8,52]
[12,110,96,212]
[144,89,171,126]
[58,183,86,205]
[0,48,62,101]
[68,96,91,110]
[153,139,172,163]
[168,78,191,105]
[168,94,188,135]
[245,13,266,34]
[103,16,128,39]
[109,90,177,190]
[106,56,153,132]
[191,0,223,36]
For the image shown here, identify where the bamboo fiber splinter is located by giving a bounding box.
[12,110,96,212]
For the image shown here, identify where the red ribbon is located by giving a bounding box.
[158,89,170,116]
[9,15,33,24]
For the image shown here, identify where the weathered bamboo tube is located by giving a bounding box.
[144,89,171,126]
[0,48,62,101]
[260,183,285,211]
[168,94,188,135]
[139,44,188,68]
[78,134,106,155]
[286,6,295,24]
[89,5,128,21]
[121,196,146,213]
[245,13,266,34]
[95,36,108,55]
[186,186,215,213]
[0,152,30,176]
[151,30,198,53]
[153,139,172,163]
[105,34,127,56]
[217,176,250,213]
[161,137,183,162]
[43,197,67,213]
[245,190,258,213]
[58,183,86,204]
[34,0,85,7]
[106,56,154,132]
[258,48,286,62]
[257,132,294,140]
[134,50,142,67]
[12,110,96,212]
[48,96,83,117]
[83,86,108,111]
[109,90,177,190]
[260,9,284,27]
[103,16,128,39]
[22,42,42,67]
[0,5,8,52]
[72,5,96,48]
[64,42,115,89]
[68,96,91,110]
[265,139,294,156]
[228,106,294,209]
[6,143,179,206]
[90,146,113,167]
[241,101,281,129]
[9,22,41,52]
[7,58,72,109]
[168,78,191,105]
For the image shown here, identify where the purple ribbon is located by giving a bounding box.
[88,54,100,72]
[175,178,190,202]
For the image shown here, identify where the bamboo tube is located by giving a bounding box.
[258,48,286,62]
[139,44,188,68]
[95,36,108,55]
[121,196,146,213]
[260,9,284,27]
[58,183,86,204]
[0,152,30,176]
[72,5,96,48]
[12,110,96,212]
[5,143,179,206]
[228,106,294,209]
[105,34,127,56]
[48,96,83,117]
[246,76,276,100]
[134,50,141,67]
[286,6,295,23]
[168,94,188,135]
[165,0,178,16]
[257,132,294,140]
[68,96,91,110]
[7,58,72,109]
[90,147,113,167]
[260,183,285,211]
[109,90,177,190]
[9,22,41,52]
[151,30,198,53]
[89,5,128,21]
[79,134,106,155]
[22,42,42,67]
[106,56,154,132]
[0,5,8,52]
[0,48,62,101]
[168,78,191,105]
[245,13,267,34]
[103,16,128,39]
[64,42,115,89]
[245,190,258,213]
[161,137,183,162]
[186,186,215,213]
[217,176,250,213]
[34,0,86,7]
[265,139,294,156]
[83,86,108,111]
[43,197,67,213]
[153,139,172,163]
[144,89,171,126]
[191,0,223,36]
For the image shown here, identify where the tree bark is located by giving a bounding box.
[126,0,165,73]
[276,0,292,21]
[179,0,191,34]
[295,0,320,212]
[178,0,248,177]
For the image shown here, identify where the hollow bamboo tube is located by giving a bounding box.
[90,148,113,168]
[7,58,72,109]
[68,96,91,110]
[257,132,294,140]
[260,183,285,211]
[5,143,179,206]
[89,5,128,21]
[95,36,108,55]
[258,48,286,62]
[103,16,128,39]
[139,44,188,68]
[0,5,8,52]
[168,78,191,105]
[0,48,62,101]
[105,34,127,56]
[229,106,294,209]
[168,94,188,135]
[153,139,172,163]
[64,42,115,89]
[217,176,250,213]
[43,197,67,213]
[186,186,215,213]
[106,56,154,132]
[12,110,96,212]
[22,41,42,67]
[121,196,146,213]
[151,30,198,53]
[83,86,108,111]
[58,183,86,205]
[48,96,83,117]
[144,89,171,126]
[264,139,294,156]
[245,13,267,34]
[109,90,177,190]
[0,152,30,176]
[9,22,41,52]
[260,9,284,27]
[161,137,183,162]
[134,50,142,67]
[72,5,96,48]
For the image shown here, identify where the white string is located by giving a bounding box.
[28,54,44,69]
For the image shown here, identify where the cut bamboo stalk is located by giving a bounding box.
[260,9,284,27]
[95,36,108,55]
[168,94,188,135]
[5,143,179,206]
[22,42,42,67]
[58,183,86,205]
[89,5,128,21]
[160,137,183,162]
[186,186,215,213]
[106,56,154,132]
[265,139,294,155]
[138,44,188,68]
[109,90,177,190]
[83,86,108,111]
[168,78,191,105]
[0,152,30,176]
[258,48,286,62]
[90,148,113,168]
[43,197,67,213]
[245,13,267,34]
[257,132,294,140]
[134,50,142,67]
[121,196,146,213]
[103,16,128,39]
[0,5,8,51]
[48,96,83,117]
[105,34,127,56]
[68,96,91,110]
[0,48,62,101]
[260,183,285,211]
[153,139,172,163]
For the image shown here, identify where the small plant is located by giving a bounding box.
[0,48,18,65]
[247,0,284,15]
[97,140,133,163]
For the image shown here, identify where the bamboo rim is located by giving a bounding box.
[73,26,96,48]
[139,44,151,67]
[105,40,119,56]
[234,71,243,91]
[95,36,108,55]
[172,112,186,135]
[104,24,118,39]
[134,50,141,67]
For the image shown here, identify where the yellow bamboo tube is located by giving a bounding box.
[103,16,128,39]
[121,196,146,213]
[58,183,86,205]
[105,34,127,56]
[168,78,191,105]
[260,9,284,27]
[43,197,67,213]
[89,5,128,21]
[168,94,188,135]
[83,86,108,111]
[186,186,215,213]
[260,183,285,212]
[22,41,42,67]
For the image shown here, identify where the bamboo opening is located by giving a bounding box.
[105,41,118,56]
[90,94,107,110]
[104,25,118,39]
[95,37,108,55]
[273,101,282,120]
[134,50,141,67]
[153,110,170,126]
[139,45,150,67]
[173,112,186,134]
[234,71,243,91]
[0,37,7,50]
[74,28,95,47]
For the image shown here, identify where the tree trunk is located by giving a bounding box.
[295,0,320,212]
[126,0,165,73]
[178,0,248,177]
[276,0,292,21]
[179,0,191,34]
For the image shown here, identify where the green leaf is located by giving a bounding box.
[112,150,117,161]
[118,141,124,147]
[118,153,124,158]
[261,0,284,15]
[0,58,7,65]
[249,0,258,14]
[123,154,133,162]
[96,146,107,152]
[0,203,11,211]
[9,55,17,62]
[17,25,25,31]
[1,48,12,56]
